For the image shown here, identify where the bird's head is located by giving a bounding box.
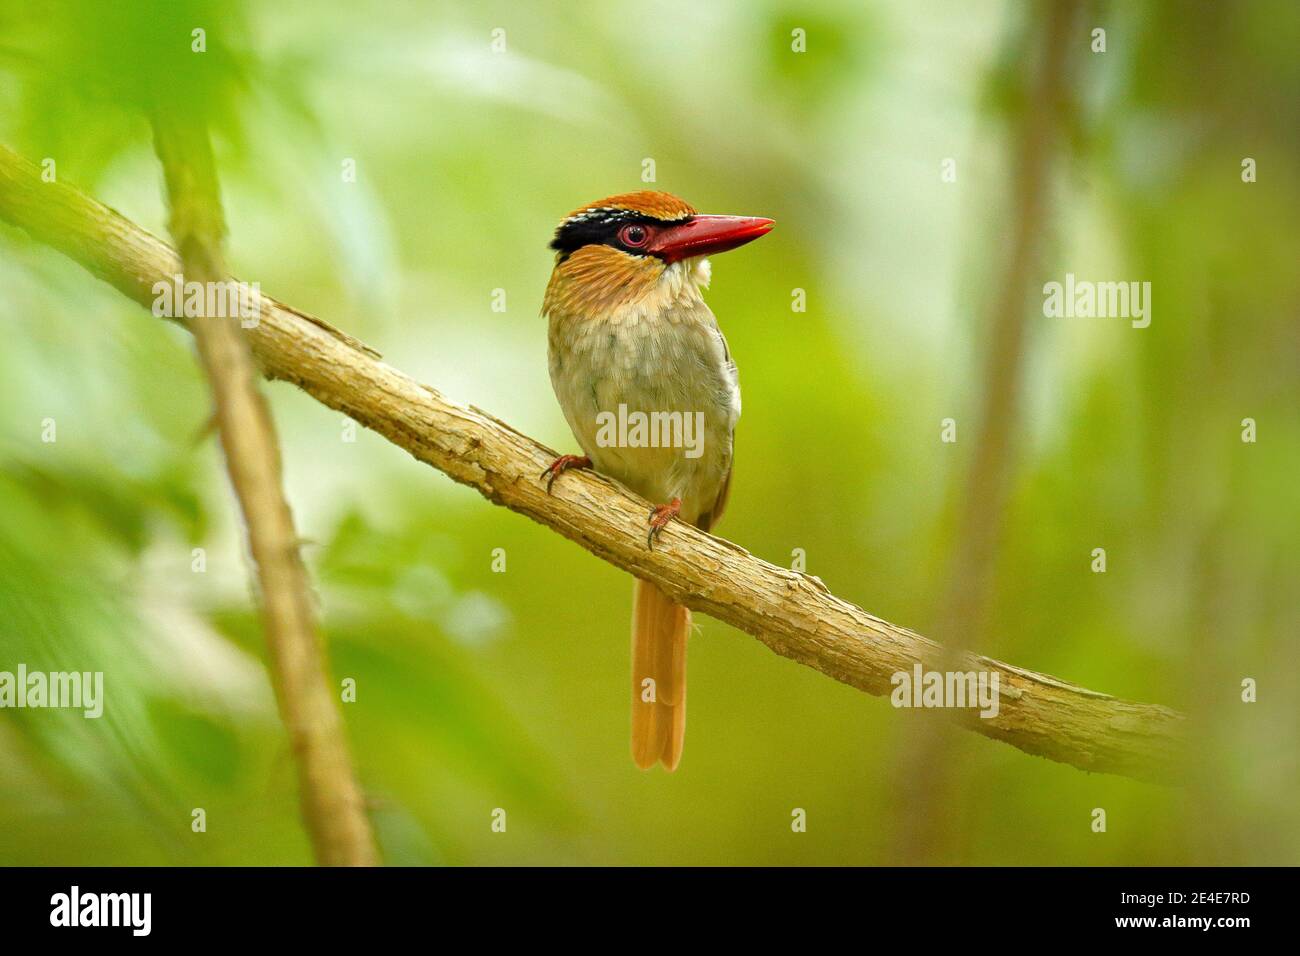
[544,191,773,318]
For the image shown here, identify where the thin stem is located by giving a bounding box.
[148,115,376,867]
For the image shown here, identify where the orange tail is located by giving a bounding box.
[631,579,689,771]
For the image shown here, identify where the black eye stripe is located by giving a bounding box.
[550,210,690,259]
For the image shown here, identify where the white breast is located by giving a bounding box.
[547,259,740,525]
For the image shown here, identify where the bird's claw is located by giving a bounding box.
[540,454,591,494]
[646,498,682,550]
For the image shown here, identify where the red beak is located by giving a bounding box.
[648,214,775,263]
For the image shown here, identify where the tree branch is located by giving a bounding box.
[896,0,1082,860]
[0,144,1187,785]
[146,115,375,867]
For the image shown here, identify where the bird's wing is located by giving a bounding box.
[694,444,733,534]
[694,319,737,534]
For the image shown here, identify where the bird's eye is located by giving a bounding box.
[619,224,649,248]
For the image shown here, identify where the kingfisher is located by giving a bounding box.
[540,191,773,770]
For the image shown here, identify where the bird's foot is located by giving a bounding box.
[646,498,682,550]
[540,454,591,493]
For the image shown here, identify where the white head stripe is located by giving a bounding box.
[562,207,691,226]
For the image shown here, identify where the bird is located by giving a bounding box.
[540,191,773,770]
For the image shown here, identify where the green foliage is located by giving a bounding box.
[0,0,1295,865]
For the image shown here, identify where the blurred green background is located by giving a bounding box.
[0,0,1296,865]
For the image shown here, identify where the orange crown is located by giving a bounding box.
[561,191,696,224]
